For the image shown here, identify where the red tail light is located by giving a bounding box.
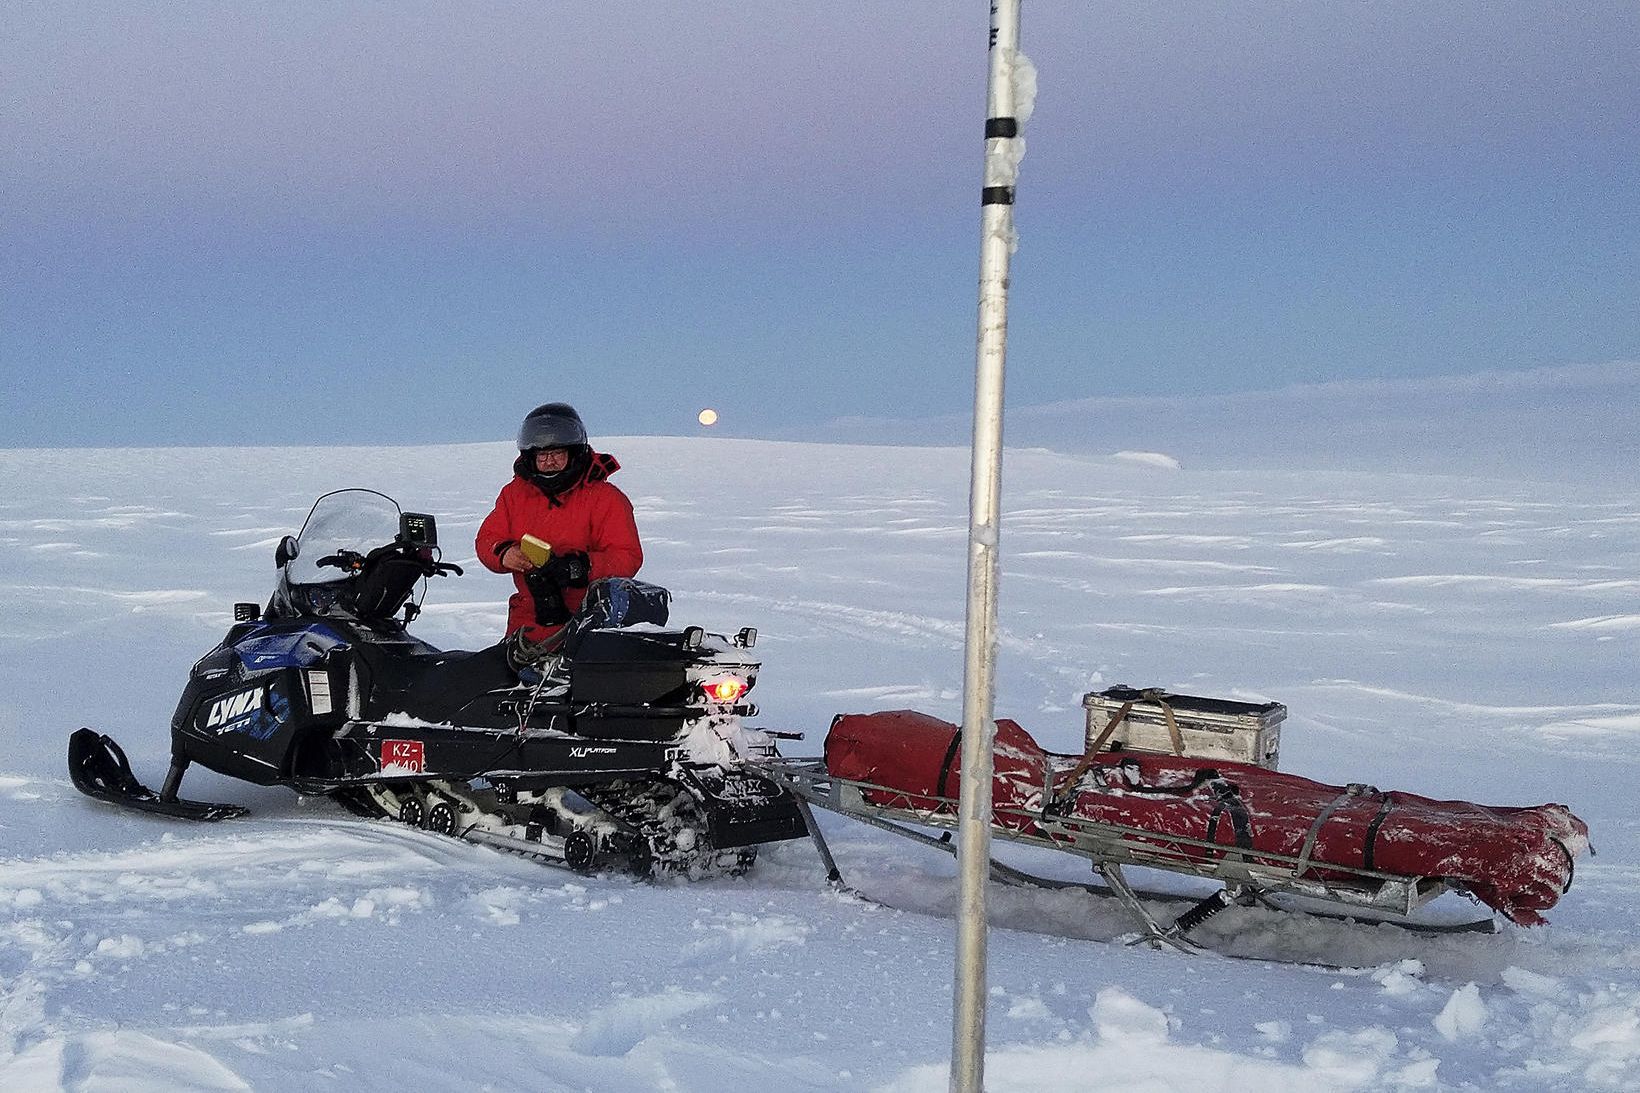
[703,678,749,704]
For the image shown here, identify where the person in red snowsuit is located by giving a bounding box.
[475,403,642,649]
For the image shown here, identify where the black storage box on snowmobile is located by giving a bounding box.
[568,629,700,739]
[570,629,695,704]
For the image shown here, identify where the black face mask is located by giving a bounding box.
[518,445,592,496]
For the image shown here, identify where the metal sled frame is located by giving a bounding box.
[755,758,1497,951]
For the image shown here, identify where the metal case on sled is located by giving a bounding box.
[1083,686,1287,769]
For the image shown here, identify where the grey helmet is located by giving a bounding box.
[517,403,588,451]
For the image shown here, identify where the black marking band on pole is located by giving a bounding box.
[982,186,1015,206]
[985,117,1019,139]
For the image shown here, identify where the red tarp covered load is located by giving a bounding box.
[824,710,1590,925]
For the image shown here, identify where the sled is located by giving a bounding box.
[755,704,1590,954]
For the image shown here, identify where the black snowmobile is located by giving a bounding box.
[69,488,807,876]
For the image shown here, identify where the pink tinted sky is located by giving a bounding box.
[4,1,1636,446]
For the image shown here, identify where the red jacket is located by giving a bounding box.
[475,452,643,639]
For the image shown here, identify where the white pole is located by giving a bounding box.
[951,2,1022,1090]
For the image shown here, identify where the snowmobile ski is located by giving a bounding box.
[68,728,248,821]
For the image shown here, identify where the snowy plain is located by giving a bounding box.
[1,422,1638,1091]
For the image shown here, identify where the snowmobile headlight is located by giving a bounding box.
[702,678,749,705]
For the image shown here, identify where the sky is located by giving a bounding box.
[4,1,1637,448]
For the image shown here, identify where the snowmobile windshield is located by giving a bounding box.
[285,489,403,586]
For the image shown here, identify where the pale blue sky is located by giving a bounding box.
[4,1,1636,447]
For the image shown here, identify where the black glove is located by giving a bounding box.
[540,550,591,590]
[523,568,572,625]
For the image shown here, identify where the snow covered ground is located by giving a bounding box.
[2,434,1637,1090]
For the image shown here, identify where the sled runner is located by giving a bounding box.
[757,700,1590,953]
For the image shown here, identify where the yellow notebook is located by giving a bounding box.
[519,534,553,567]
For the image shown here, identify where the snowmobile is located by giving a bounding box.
[68,488,808,877]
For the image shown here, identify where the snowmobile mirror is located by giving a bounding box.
[683,626,704,650]
[735,627,757,648]
[233,602,261,622]
[400,512,438,548]
[274,535,300,568]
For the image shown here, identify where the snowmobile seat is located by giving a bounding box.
[354,641,517,724]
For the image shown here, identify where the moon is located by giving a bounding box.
[697,408,719,427]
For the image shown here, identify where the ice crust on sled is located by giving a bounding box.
[823,710,1590,926]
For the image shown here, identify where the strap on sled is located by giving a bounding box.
[1361,790,1397,872]
[1291,783,1383,879]
[1054,688,1184,798]
[1203,777,1254,853]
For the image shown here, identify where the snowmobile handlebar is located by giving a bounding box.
[316,549,367,572]
[314,541,462,579]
